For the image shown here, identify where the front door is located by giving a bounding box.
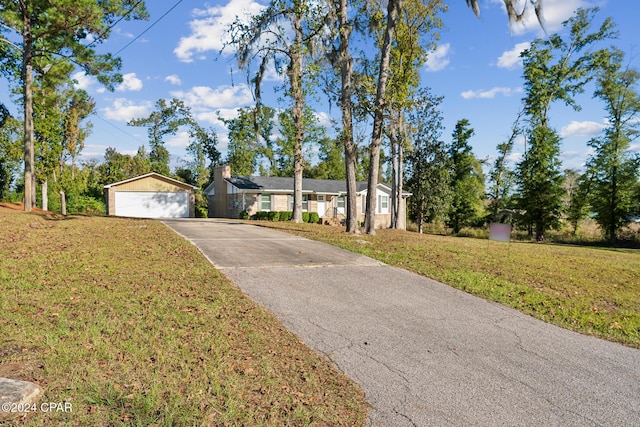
[336,195,345,216]
[317,195,326,217]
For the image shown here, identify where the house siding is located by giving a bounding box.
[272,194,289,212]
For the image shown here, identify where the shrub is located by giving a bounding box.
[279,211,292,221]
[69,196,106,215]
[255,211,270,220]
[195,206,208,218]
[239,210,249,220]
[302,212,310,223]
[308,212,319,224]
[268,211,280,221]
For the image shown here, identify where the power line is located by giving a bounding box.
[114,0,185,57]
[87,0,146,48]
[93,113,147,146]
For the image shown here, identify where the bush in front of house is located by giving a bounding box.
[254,211,270,220]
[251,211,320,223]
[279,211,292,221]
[268,211,280,221]
[239,210,249,219]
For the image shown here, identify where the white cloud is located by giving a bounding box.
[116,73,143,92]
[507,152,523,163]
[315,111,333,129]
[114,27,135,38]
[174,0,266,62]
[170,85,253,110]
[491,0,590,36]
[559,120,605,138]
[101,98,153,122]
[213,108,240,122]
[425,43,450,72]
[165,74,182,86]
[72,71,95,91]
[461,86,522,99]
[496,42,530,69]
[166,130,191,148]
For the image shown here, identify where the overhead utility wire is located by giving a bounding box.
[113,0,185,57]
[86,0,146,48]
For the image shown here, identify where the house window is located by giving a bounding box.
[379,195,388,213]
[337,196,345,208]
[288,194,308,211]
[261,194,271,211]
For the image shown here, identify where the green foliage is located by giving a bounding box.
[565,169,590,236]
[1,0,149,210]
[128,98,192,177]
[487,114,520,221]
[254,211,270,220]
[583,49,640,241]
[268,211,281,221]
[221,107,273,176]
[279,211,292,221]
[194,190,208,218]
[516,7,616,240]
[188,122,221,188]
[515,126,565,239]
[447,119,485,233]
[0,112,22,200]
[273,106,323,178]
[307,136,346,180]
[302,211,310,223]
[239,210,249,220]
[308,212,320,223]
[405,88,451,232]
[251,211,297,222]
[70,195,106,215]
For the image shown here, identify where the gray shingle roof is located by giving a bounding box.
[227,176,370,194]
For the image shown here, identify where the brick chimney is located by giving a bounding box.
[212,165,231,217]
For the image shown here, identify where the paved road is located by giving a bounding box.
[163,219,640,426]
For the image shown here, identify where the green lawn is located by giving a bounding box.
[257,221,640,349]
[0,205,368,426]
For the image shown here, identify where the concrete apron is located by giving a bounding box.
[163,219,640,427]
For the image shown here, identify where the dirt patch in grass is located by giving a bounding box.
[257,221,640,349]
[0,207,368,426]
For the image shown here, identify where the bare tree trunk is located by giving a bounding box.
[339,0,358,233]
[41,180,48,211]
[397,140,404,229]
[289,13,305,223]
[22,17,35,212]
[365,0,400,235]
[390,114,398,229]
[59,191,66,215]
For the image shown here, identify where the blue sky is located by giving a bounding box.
[3,0,640,173]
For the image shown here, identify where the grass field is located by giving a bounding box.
[257,221,640,349]
[0,205,368,426]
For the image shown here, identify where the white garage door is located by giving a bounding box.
[114,191,189,218]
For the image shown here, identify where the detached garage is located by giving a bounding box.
[104,173,196,218]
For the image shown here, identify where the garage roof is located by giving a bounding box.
[104,172,197,190]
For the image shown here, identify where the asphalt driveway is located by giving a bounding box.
[163,219,640,426]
